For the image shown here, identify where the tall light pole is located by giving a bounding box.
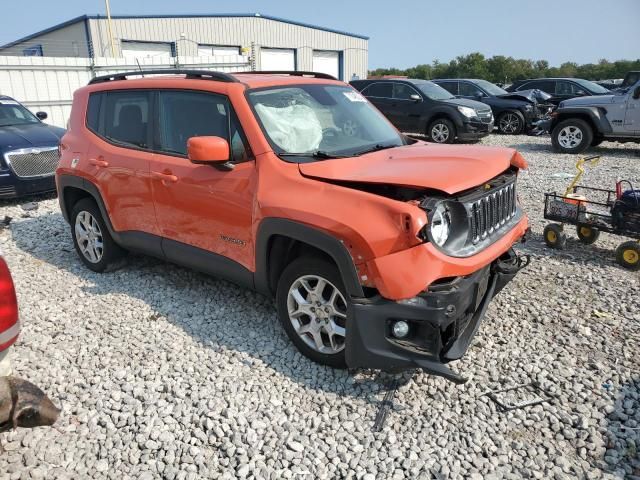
[105,0,117,57]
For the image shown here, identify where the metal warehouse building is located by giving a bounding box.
[0,13,369,80]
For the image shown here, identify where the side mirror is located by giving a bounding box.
[410,94,422,102]
[633,86,640,100]
[575,90,587,96]
[187,136,232,169]
[475,93,484,100]
[36,111,48,120]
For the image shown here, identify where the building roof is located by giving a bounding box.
[0,13,369,50]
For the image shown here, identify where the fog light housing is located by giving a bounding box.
[392,320,410,339]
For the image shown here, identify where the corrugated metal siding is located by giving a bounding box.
[87,17,368,79]
[0,22,90,58]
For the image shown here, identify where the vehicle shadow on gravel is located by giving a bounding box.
[9,211,391,401]
[602,377,640,477]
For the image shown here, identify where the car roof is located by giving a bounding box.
[0,95,16,101]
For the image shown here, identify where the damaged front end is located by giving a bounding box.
[345,169,530,383]
[346,249,529,384]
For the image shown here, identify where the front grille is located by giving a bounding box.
[468,182,517,244]
[477,109,493,124]
[5,147,59,178]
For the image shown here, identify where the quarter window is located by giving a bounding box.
[361,83,393,98]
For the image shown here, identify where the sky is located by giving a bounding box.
[1,0,638,69]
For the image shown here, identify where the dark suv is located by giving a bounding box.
[0,96,65,199]
[506,78,609,105]
[433,79,544,135]
[350,79,493,143]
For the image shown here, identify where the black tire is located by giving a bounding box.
[576,225,600,245]
[551,118,593,154]
[428,118,456,144]
[276,257,350,369]
[497,110,525,135]
[70,198,125,273]
[543,224,567,250]
[615,241,640,271]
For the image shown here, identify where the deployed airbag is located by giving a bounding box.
[255,103,322,153]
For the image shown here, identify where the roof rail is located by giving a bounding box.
[88,69,240,85]
[234,71,338,81]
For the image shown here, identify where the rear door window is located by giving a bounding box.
[97,91,152,149]
[438,82,459,95]
[361,83,393,98]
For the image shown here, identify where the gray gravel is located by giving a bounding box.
[0,134,638,479]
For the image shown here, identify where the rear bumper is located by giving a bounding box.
[346,248,526,383]
[0,170,56,199]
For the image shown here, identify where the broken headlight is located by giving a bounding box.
[423,200,469,255]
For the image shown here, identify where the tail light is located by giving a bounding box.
[0,256,19,351]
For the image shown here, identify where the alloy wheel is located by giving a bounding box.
[558,126,583,149]
[431,123,450,143]
[499,113,521,134]
[286,275,347,354]
[75,211,104,263]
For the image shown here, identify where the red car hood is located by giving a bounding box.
[298,142,527,195]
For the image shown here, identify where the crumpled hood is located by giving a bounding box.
[298,142,526,195]
[498,88,551,104]
[0,123,65,154]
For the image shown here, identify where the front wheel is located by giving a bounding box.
[497,110,525,135]
[544,224,567,250]
[551,119,593,154]
[428,118,456,144]
[276,258,349,368]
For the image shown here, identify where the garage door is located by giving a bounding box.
[121,41,173,60]
[260,48,295,71]
[313,51,341,80]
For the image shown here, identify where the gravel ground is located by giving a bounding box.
[0,134,638,480]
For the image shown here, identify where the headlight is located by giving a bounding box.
[424,200,469,254]
[430,203,451,246]
[457,106,477,118]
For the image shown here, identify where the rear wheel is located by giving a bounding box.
[497,110,525,135]
[276,258,349,368]
[71,198,125,272]
[551,118,593,154]
[616,241,640,271]
[577,225,600,245]
[428,118,456,144]
[544,224,567,249]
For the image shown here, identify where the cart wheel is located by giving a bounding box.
[577,225,600,245]
[616,241,640,271]
[544,224,567,249]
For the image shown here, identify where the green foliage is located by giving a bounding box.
[369,54,640,83]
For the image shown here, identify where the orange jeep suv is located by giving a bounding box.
[56,70,530,383]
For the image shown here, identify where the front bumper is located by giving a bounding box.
[346,248,526,383]
[458,119,494,140]
[0,170,56,199]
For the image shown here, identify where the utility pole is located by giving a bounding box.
[105,0,117,57]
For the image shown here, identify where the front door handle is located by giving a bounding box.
[151,171,178,183]
[89,158,109,167]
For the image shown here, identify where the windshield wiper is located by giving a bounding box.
[278,150,349,159]
[353,143,399,156]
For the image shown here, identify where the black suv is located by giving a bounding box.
[434,78,544,135]
[506,78,610,105]
[350,79,493,143]
[0,96,65,198]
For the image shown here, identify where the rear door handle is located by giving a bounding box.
[151,171,178,183]
[88,158,109,167]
